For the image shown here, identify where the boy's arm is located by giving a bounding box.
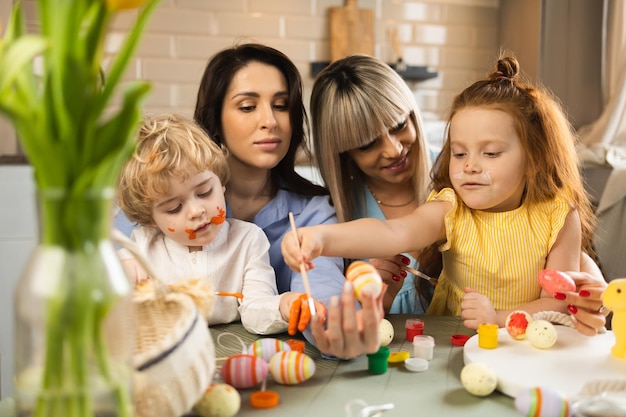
[120,258,149,284]
[282,201,451,271]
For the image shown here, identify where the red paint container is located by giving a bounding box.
[405,318,424,341]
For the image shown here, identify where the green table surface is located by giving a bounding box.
[208,314,519,417]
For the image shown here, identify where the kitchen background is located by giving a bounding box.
[0,0,604,397]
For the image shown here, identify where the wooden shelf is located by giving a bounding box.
[310,61,438,81]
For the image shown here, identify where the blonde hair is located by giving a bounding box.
[117,113,230,226]
[310,54,431,222]
[431,55,596,252]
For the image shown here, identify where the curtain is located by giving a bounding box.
[578,0,626,280]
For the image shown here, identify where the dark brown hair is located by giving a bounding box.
[194,43,327,197]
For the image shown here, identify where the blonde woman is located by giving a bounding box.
[310,55,434,314]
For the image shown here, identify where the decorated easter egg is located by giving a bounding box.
[515,386,572,417]
[247,338,292,363]
[345,261,383,301]
[526,320,558,349]
[378,318,394,347]
[505,310,533,340]
[269,350,316,385]
[221,354,269,389]
[460,362,498,397]
[538,270,576,296]
[193,383,241,417]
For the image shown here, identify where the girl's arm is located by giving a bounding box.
[462,209,583,328]
[544,209,582,272]
[282,201,451,271]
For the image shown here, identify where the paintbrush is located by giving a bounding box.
[288,212,317,316]
[402,265,438,286]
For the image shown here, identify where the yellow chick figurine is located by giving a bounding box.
[601,278,626,358]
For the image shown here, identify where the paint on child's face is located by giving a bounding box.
[184,228,197,240]
[151,168,227,248]
[448,107,526,212]
[451,170,492,183]
[210,207,226,224]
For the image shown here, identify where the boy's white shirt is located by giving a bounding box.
[117,218,287,335]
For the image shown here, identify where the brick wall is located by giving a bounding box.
[128,0,500,121]
[3,0,500,154]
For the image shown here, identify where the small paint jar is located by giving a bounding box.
[366,346,390,375]
[405,318,424,342]
[477,323,499,349]
[412,335,435,361]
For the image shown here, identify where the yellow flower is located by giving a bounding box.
[107,0,148,11]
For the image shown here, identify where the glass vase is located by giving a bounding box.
[13,188,134,417]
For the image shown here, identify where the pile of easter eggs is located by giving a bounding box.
[501,269,573,348]
[505,310,558,349]
[194,337,316,417]
[221,338,316,388]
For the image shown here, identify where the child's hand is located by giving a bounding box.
[286,293,327,336]
[121,258,150,285]
[281,226,323,272]
[461,287,496,329]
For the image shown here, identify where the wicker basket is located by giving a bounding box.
[113,230,216,417]
[132,289,215,417]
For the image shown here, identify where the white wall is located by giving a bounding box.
[0,166,37,398]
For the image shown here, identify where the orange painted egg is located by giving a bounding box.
[505,311,533,340]
[345,261,383,301]
[538,270,576,296]
[221,354,269,389]
[247,338,291,363]
[269,351,315,385]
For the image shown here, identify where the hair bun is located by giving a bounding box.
[491,56,519,81]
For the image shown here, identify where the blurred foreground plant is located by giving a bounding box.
[0,1,161,416]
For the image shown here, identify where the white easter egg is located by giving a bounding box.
[460,362,498,397]
[526,320,558,349]
[378,318,394,347]
[193,383,241,417]
[515,386,572,417]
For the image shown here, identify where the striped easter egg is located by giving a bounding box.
[247,338,292,363]
[220,354,269,389]
[269,351,316,385]
[345,261,383,301]
[514,387,572,417]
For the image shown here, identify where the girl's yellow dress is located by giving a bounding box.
[426,188,570,316]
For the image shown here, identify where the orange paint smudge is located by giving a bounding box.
[210,206,226,224]
[185,228,197,240]
[167,227,175,233]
